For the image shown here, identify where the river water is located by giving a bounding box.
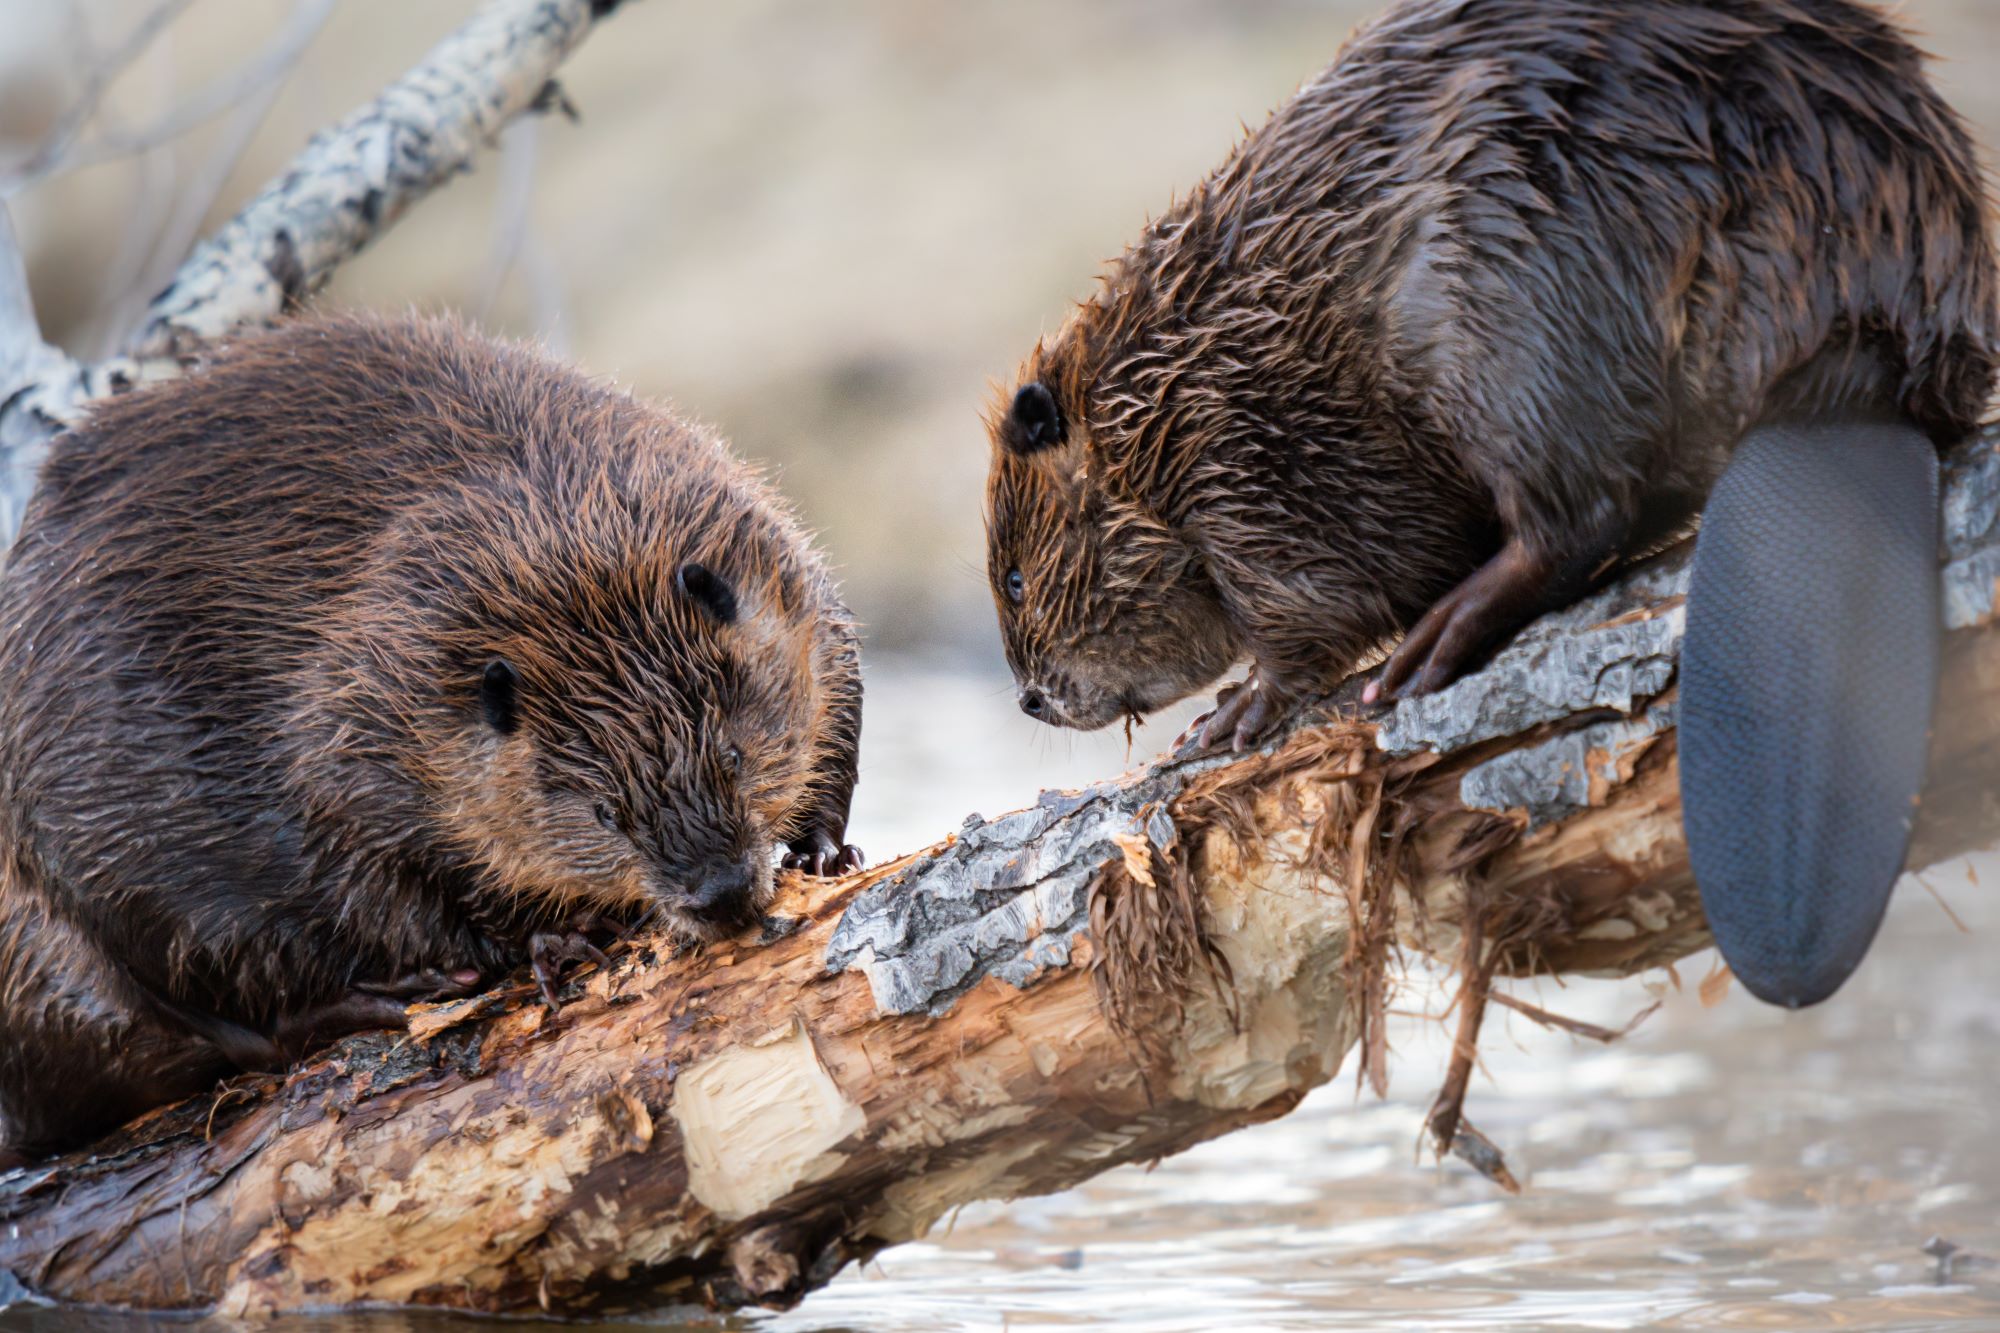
[5,658,1997,1332]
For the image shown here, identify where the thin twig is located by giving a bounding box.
[1491,989,1663,1044]
[96,9,326,355]
[50,0,337,180]
[1913,871,1973,935]
[0,0,198,190]
[475,118,543,320]
[130,0,613,360]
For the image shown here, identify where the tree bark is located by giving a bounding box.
[4,430,1998,1319]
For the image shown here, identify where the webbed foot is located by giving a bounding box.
[353,966,484,1001]
[272,994,409,1056]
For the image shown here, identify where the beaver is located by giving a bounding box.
[984,0,1996,1007]
[0,312,864,1159]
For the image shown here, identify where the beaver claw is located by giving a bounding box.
[783,830,864,877]
[529,928,612,1010]
[1180,671,1291,754]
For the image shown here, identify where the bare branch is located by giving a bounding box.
[0,204,90,543]
[474,118,544,320]
[93,5,336,356]
[0,0,633,549]
[39,0,338,181]
[129,0,614,360]
[0,0,198,187]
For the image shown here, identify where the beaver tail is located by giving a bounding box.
[1680,415,1939,1008]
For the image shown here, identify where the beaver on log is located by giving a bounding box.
[0,313,863,1160]
[983,0,1995,1007]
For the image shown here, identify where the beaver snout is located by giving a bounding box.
[681,858,761,932]
[1013,677,1128,732]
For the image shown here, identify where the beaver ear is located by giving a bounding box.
[678,562,739,625]
[1002,382,1065,456]
[480,659,519,736]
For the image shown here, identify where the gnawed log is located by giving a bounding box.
[4,432,1998,1319]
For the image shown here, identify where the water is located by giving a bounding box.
[5,658,1997,1331]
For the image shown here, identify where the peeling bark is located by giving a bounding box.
[5,431,1999,1319]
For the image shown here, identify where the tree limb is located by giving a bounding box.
[0,0,631,548]
[127,0,616,360]
[0,204,108,550]
[4,429,1997,1319]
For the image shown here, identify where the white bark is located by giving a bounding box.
[0,206,115,547]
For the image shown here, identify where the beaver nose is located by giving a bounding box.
[686,860,757,926]
[1019,688,1047,719]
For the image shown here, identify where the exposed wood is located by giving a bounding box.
[4,429,1998,1320]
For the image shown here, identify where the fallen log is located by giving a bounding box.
[4,430,1997,1319]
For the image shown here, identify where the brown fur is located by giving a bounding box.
[0,312,862,1157]
[985,0,1996,730]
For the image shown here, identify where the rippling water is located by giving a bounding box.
[5,658,1997,1332]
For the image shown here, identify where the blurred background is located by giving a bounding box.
[9,0,2000,659]
[3,3,1999,1329]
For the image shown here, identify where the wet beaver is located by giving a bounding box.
[984,0,1995,1006]
[0,313,863,1160]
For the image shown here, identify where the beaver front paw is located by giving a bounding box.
[529,926,612,1010]
[1179,669,1294,754]
[782,829,864,877]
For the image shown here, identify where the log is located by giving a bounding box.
[4,429,1998,1319]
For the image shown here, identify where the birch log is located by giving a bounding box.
[3,430,1998,1318]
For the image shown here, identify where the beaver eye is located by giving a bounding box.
[592,801,617,832]
[480,659,519,735]
[1005,568,1025,603]
[723,745,744,775]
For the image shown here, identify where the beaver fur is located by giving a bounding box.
[0,312,863,1157]
[984,0,1995,743]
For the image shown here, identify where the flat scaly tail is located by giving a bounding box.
[1680,415,1939,1008]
